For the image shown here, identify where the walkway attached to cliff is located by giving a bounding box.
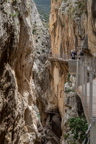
[49,53,96,120]
[48,54,69,63]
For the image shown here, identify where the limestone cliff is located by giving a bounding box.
[50,0,96,56]
[49,0,96,143]
[0,0,62,143]
[31,3,62,143]
[0,0,42,143]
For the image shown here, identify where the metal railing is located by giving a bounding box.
[49,53,96,143]
[82,119,96,144]
[48,53,93,61]
[49,53,96,119]
[76,58,96,119]
[76,58,96,144]
[48,53,72,60]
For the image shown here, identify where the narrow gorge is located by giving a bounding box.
[0,0,96,144]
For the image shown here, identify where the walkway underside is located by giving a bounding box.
[48,57,69,63]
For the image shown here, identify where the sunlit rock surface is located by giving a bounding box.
[0,0,40,143]
[49,0,96,143]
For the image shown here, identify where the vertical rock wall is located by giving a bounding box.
[50,0,96,56]
[0,0,41,143]
[49,0,96,143]
[0,0,62,143]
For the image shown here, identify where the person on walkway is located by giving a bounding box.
[71,49,77,59]
[74,49,77,58]
[49,50,52,57]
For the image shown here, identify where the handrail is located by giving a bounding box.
[76,59,96,119]
[76,59,96,144]
[82,119,96,144]
[48,53,86,60]
[48,53,71,59]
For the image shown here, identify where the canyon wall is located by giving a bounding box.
[0,0,62,143]
[50,0,96,56]
[1,0,96,143]
[31,3,62,143]
[49,0,96,143]
[0,0,43,143]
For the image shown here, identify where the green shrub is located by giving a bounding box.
[35,39,38,43]
[68,117,88,143]
[32,29,36,34]
[10,11,18,17]
[64,134,69,140]
[32,24,37,34]
[42,49,45,53]
[37,51,40,54]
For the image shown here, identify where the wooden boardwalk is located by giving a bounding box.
[77,79,96,122]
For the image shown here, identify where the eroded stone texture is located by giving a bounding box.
[1,0,96,143]
[31,2,61,142]
[49,0,96,143]
[50,0,96,56]
[0,0,41,143]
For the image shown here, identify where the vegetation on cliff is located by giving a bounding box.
[34,0,51,22]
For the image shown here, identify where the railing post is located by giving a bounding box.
[84,65,87,108]
[80,60,82,85]
[90,120,96,144]
[76,59,79,89]
[95,57,96,73]
[82,62,85,97]
[89,69,93,118]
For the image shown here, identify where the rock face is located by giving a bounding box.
[49,0,96,143]
[31,2,62,142]
[49,0,96,56]
[0,0,62,143]
[1,0,96,143]
[0,0,41,143]
[61,77,84,144]
[88,0,96,55]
